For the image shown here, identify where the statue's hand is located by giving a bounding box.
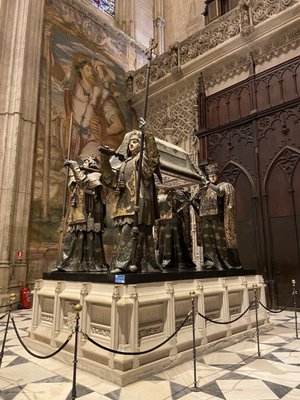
[199,174,210,186]
[64,159,77,168]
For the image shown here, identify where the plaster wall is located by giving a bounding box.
[164,0,205,49]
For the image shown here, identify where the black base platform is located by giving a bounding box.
[43,268,257,285]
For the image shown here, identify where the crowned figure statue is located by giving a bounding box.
[192,163,242,270]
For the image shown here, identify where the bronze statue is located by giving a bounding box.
[156,189,196,270]
[99,129,162,273]
[192,163,242,270]
[57,156,108,272]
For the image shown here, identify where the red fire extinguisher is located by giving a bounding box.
[18,281,31,309]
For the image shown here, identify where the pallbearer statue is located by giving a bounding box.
[57,156,108,272]
[192,163,242,271]
[156,189,196,270]
[99,128,162,274]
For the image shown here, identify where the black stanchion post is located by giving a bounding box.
[253,284,261,358]
[189,291,201,392]
[292,279,298,340]
[71,304,82,400]
[0,293,16,367]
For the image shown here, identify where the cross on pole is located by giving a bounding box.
[145,38,158,60]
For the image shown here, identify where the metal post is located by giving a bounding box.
[189,291,201,392]
[292,279,298,339]
[253,284,261,358]
[0,294,16,367]
[71,304,82,400]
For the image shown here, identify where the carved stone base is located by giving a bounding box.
[25,272,271,386]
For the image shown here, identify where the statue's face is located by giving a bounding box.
[208,173,218,183]
[82,159,90,169]
[128,138,140,156]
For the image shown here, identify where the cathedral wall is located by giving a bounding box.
[163,0,205,49]
[134,0,153,48]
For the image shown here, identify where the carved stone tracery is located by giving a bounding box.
[142,80,199,146]
[131,0,297,93]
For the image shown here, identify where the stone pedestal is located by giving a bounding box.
[26,270,271,386]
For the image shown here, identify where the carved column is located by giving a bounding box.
[221,279,231,336]
[109,285,120,369]
[153,17,165,55]
[165,282,176,356]
[115,0,135,37]
[0,0,45,296]
[153,0,165,55]
[30,279,43,334]
[241,277,252,330]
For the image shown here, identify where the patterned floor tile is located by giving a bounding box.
[263,381,293,399]
[1,309,300,399]
[217,379,279,400]
[236,359,300,388]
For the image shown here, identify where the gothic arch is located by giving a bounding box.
[220,160,257,196]
[263,146,300,194]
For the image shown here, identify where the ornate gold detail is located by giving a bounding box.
[165,282,174,295]
[80,283,89,296]
[138,324,163,339]
[130,285,138,299]
[112,285,120,300]
[55,281,64,294]
[41,314,53,324]
[91,326,111,337]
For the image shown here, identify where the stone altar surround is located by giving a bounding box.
[27,274,269,386]
[0,0,45,301]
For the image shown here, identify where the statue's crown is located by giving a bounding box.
[205,163,219,175]
[128,130,141,142]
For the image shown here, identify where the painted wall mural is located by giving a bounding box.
[29,0,134,276]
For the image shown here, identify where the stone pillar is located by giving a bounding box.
[0,0,45,297]
[153,0,165,55]
[115,0,135,37]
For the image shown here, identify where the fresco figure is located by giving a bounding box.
[57,155,108,272]
[99,129,162,273]
[156,189,196,270]
[46,26,126,161]
[192,163,242,271]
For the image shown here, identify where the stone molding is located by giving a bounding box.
[129,0,298,95]
[61,0,146,54]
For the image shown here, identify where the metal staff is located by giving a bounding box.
[57,112,73,261]
[130,39,157,272]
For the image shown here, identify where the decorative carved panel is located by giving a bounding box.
[131,0,297,93]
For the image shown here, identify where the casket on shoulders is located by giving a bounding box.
[155,138,203,189]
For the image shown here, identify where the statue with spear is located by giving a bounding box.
[99,39,162,273]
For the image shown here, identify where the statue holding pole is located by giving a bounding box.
[98,39,162,273]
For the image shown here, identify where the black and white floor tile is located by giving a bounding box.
[0,309,299,399]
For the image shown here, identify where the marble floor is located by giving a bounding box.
[0,309,300,399]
